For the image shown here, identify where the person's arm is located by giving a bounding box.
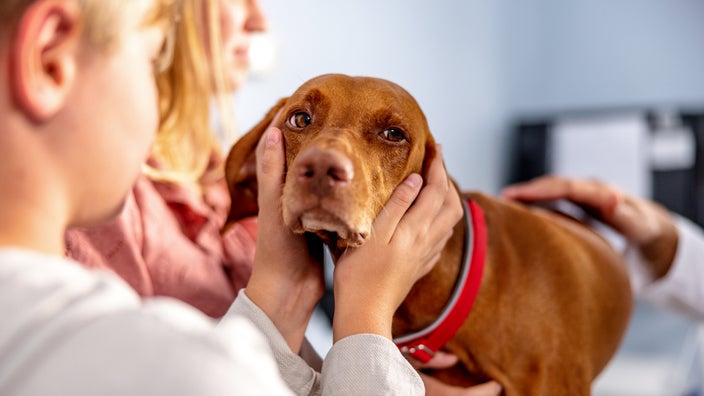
[228,290,322,394]
[244,127,326,355]
[634,214,704,320]
[229,292,505,395]
[501,175,704,321]
[240,127,463,395]
[502,175,678,281]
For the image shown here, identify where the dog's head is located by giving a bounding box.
[225,74,436,252]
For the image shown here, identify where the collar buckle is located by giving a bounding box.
[400,344,435,363]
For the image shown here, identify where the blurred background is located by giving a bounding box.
[234,1,704,394]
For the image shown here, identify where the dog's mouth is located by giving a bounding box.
[297,209,368,249]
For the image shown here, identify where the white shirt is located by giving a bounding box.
[626,215,704,321]
[0,249,423,395]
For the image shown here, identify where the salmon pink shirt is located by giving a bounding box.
[65,174,257,318]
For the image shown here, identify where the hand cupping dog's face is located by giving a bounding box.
[226,73,436,252]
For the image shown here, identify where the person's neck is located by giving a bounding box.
[0,125,70,257]
[0,196,67,257]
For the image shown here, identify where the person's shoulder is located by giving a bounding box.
[0,248,134,301]
[0,247,216,338]
[0,248,291,395]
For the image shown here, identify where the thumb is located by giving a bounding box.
[372,173,422,242]
[255,127,285,211]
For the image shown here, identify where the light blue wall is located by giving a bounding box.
[236,0,704,194]
[499,0,704,115]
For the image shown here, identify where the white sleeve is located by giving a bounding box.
[321,334,424,395]
[625,214,704,321]
[226,290,321,395]
[11,298,295,396]
[227,289,424,396]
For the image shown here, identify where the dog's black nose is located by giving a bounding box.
[295,147,353,195]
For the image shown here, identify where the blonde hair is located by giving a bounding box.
[144,0,236,188]
[1,0,217,188]
[0,0,178,49]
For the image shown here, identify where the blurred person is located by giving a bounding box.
[0,0,464,393]
[64,0,268,318]
[503,175,704,320]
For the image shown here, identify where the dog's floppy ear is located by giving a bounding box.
[224,97,288,228]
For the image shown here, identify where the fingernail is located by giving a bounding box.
[266,128,281,147]
[405,173,421,187]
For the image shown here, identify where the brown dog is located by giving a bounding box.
[224,73,633,395]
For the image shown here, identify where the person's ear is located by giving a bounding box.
[11,0,82,121]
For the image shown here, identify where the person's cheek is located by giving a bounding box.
[219,2,237,44]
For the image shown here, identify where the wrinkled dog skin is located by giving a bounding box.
[224,73,633,395]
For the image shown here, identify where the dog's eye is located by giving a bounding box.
[289,112,312,129]
[381,128,407,143]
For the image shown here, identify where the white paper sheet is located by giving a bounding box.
[550,112,652,199]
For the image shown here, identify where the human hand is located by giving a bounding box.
[245,127,325,353]
[409,352,503,396]
[424,378,503,396]
[502,175,678,279]
[331,146,463,341]
[409,351,503,396]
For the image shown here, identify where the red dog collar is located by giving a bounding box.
[393,199,487,363]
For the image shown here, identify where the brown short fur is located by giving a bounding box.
[224,73,633,395]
